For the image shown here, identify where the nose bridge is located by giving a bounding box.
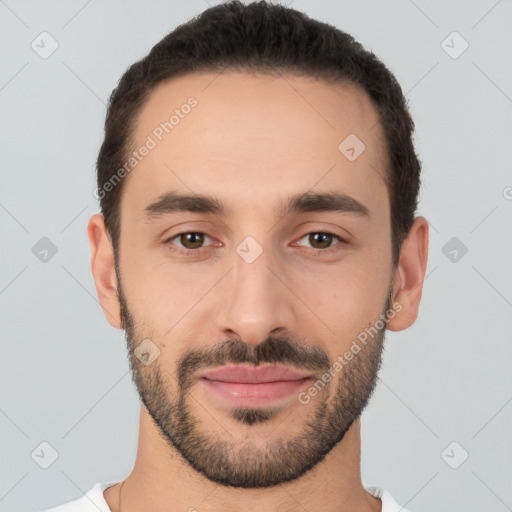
[215,235,294,344]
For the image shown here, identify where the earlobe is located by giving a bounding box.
[387,216,429,332]
[87,213,122,329]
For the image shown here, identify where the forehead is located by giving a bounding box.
[123,71,389,218]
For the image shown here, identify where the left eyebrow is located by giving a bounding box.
[282,191,370,218]
[141,190,370,220]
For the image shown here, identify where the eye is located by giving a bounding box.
[164,231,345,255]
[294,232,344,251]
[165,232,215,251]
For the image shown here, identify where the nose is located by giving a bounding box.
[214,240,296,345]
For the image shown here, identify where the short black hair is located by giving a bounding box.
[96,0,421,267]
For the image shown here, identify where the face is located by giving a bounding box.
[114,71,397,488]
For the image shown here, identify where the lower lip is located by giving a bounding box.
[199,378,312,407]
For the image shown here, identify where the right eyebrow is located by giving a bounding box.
[143,191,226,220]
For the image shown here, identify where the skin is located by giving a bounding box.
[88,71,429,512]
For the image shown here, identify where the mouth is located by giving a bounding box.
[196,363,314,407]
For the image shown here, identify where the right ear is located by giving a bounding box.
[87,213,122,329]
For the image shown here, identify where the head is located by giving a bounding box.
[89,0,428,489]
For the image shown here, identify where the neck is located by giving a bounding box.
[105,406,381,512]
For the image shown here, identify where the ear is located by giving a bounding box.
[387,216,429,331]
[87,213,122,329]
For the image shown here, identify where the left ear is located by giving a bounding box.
[387,216,429,331]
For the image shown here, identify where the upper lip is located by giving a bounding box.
[197,363,312,383]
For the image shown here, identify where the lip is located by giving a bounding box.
[196,364,313,407]
[196,363,312,383]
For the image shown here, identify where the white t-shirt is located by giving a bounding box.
[40,481,411,511]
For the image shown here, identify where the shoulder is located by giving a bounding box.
[39,481,121,512]
[364,485,412,512]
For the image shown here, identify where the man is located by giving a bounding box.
[43,1,428,510]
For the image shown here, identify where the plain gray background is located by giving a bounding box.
[1,1,511,511]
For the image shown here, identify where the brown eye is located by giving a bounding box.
[295,232,343,251]
[178,232,205,249]
[309,233,334,249]
[165,232,215,251]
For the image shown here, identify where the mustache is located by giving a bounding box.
[177,336,331,390]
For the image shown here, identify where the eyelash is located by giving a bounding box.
[163,231,346,255]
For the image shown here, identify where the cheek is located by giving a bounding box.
[121,255,225,349]
[292,250,390,346]
[122,240,202,302]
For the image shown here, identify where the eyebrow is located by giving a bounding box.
[142,190,370,220]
